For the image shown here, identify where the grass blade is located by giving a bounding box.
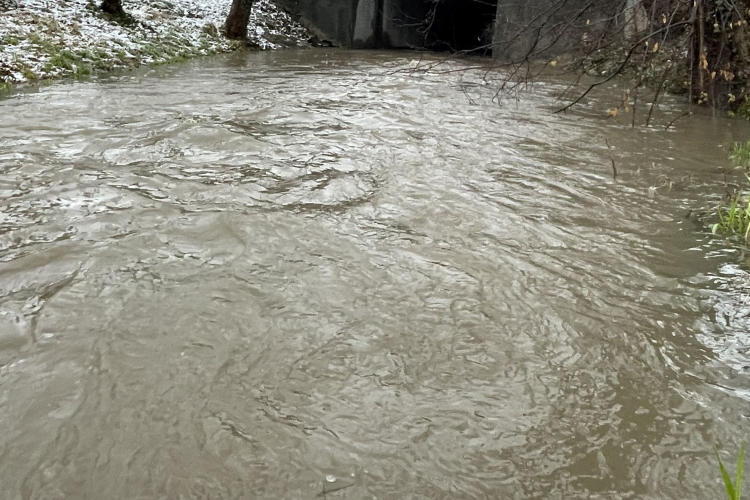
[737,444,744,500]
[718,450,738,500]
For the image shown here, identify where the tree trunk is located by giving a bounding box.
[100,0,124,16]
[226,0,253,39]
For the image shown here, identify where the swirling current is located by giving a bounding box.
[0,49,749,500]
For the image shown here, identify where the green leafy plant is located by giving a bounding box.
[730,141,750,168]
[717,444,745,500]
[713,141,750,242]
[737,97,750,121]
[712,182,750,243]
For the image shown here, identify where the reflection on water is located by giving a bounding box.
[0,49,749,500]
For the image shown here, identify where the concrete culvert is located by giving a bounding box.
[423,0,498,55]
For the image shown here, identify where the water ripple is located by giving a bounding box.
[0,50,749,499]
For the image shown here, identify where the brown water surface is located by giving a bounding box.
[0,50,749,500]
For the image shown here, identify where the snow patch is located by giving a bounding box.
[0,0,310,84]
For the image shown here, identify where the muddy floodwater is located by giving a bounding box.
[1,50,749,500]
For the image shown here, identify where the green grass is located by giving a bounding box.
[717,445,744,500]
[21,67,38,81]
[137,39,198,66]
[713,141,750,242]
[2,23,235,88]
[26,32,59,54]
[139,43,166,59]
[0,81,11,94]
[76,48,95,60]
[48,50,78,70]
[712,186,750,242]
[73,64,91,78]
[731,141,750,168]
[35,49,95,79]
[93,58,115,71]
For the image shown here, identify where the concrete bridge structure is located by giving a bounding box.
[273,0,499,53]
[273,0,624,61]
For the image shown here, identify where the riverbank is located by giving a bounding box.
[0,0,309,87]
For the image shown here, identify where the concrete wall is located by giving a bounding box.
[275,0,617,55]
[381,0,428,48]
[493,0,623,60]
[274,0,357,46]
[274,0,428,49]
[352,0,379,47]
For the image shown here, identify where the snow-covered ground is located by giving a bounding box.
[0,0,310,85]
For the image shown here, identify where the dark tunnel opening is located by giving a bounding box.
[424,0,498,55]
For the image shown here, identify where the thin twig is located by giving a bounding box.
[555,19,695,113]
[646,63,672,126]
[664,110,692,130]
[605,138,618,180]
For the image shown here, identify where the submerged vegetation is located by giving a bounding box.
[712,141,750,242]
